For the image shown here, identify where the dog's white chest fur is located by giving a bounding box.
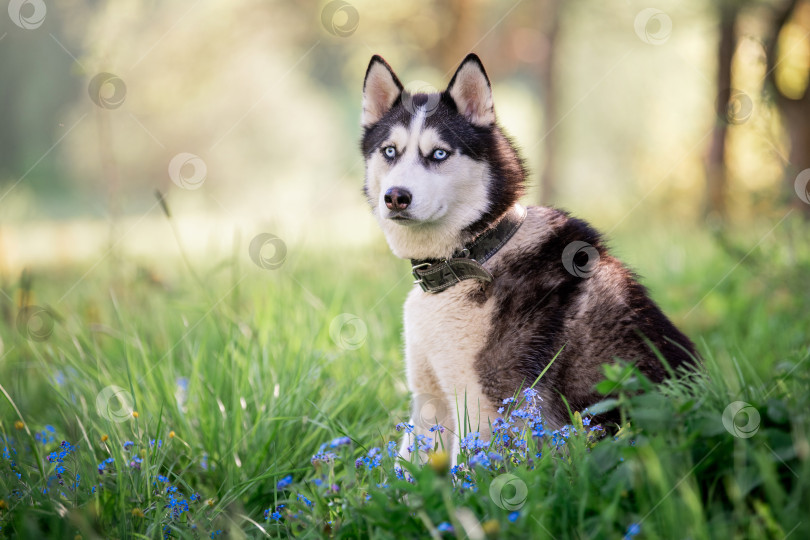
[404,282,493,390]
[395,208,551,461]
[401,277,499,459]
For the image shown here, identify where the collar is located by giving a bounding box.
[410,203,527,293]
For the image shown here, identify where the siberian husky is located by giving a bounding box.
[360,53,697,461]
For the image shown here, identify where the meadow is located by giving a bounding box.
[1,215,809,539]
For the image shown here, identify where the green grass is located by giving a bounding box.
[1,215,809,539]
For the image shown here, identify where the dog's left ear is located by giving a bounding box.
[446,54,495,126]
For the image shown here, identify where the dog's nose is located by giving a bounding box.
[384,187,412,210]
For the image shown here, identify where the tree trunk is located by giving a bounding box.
[538,0,561,205]
[704,3,737,220]
[96,108,122,285]
[435,0,479,74]
[781,95,810,217]
[765,0,810,218]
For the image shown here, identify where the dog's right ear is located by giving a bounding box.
[362,55,403,127]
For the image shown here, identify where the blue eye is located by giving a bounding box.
[383,146,397,158]
[432,149,448,161]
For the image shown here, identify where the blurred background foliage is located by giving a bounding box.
[1,3,810,536]
[0,0,809,271]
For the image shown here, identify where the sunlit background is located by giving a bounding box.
[1,3,810,536]
[1,0,809,297]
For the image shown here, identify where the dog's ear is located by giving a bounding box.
[446,54,495,126]
[362,55,403,127]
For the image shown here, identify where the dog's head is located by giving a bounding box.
[360,54,525,260]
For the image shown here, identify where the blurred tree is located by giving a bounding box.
[536,0,561,206]
[432,0,479,72]
[764,0,810,217]
[0,23,82,206]
[453,0,563,206]
[705,0,744,220]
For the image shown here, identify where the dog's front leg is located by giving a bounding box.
[442,382,500,468]
[398,349,452,465]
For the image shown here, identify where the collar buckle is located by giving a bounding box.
[411,262,431,292]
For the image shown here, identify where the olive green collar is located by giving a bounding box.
[410,204,527,293]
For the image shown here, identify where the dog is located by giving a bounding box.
[360,53,698,462]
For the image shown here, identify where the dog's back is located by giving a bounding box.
[473,206,696,428]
